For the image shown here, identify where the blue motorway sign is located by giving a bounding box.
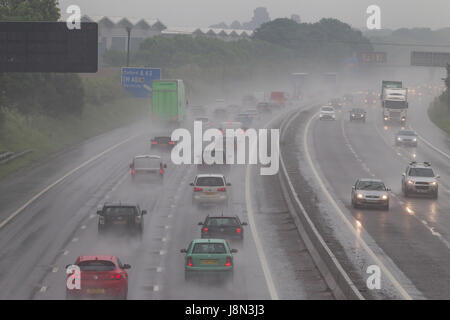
[121,67,161,98]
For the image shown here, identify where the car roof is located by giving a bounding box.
[397,130,416,135]
[321,106,334,109]
[191,238,228,244]
[358,178,384,183]
[134,155,161,160]
[195,174,225,178]
[103,202,138,208]
[408,162,432,168]
[206,215,239,219]
[77,255,116,262]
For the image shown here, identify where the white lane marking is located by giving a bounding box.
[305,112,413,300]
[153,285,159,292]
[245,164,279,300]
[0,134,140,230]
[40,286,47,293]
[71,238,78,242]
[80,225,86,230]
[52,267,58,273]
[156,267,163,273]
[63,250,69,256]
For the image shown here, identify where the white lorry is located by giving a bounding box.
[382,87,408,124]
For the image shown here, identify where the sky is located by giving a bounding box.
[59,0,450,30]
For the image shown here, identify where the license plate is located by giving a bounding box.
[205,192,216,195]
[201,260,218,265]
[113,220,127,225]
[87,288,105,294]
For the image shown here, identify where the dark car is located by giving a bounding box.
[395,130,418,147]
[97,203,147,237]
[130,155,167,182]
[257,102,271,113]
[349,108,366,122]
[198,215,247,241]
[150,136,176,150]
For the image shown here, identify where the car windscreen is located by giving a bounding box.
[195,177,225,186]
[322,107,334,112]
[192,243,227,254]
[205,218,239,227]
[357,181,386,191]
[398,131,416,136]
[78,260,115,271]
[155,137,171,143]
[104,207,136,217]
[134,158,160,169]
[409,168,434,177]
[385,100,406,109]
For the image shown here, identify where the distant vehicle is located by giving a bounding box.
[242,94,257,106]
[291,72,309,100]
[270,91,286,107]
[349,108,366,122]
[319,106,336,120]
[190,174,231,207]
[351,179,390,210]
[195,116,213,130]
[180,239,237,281]
[152,79,186,123]
[190,105,206,117]
[343,94,354,105]
[402,162,439,198]
[244,108,259,120]
[364,93,377,106]
[380,80,408,123]
[395,130,418,147]
[234,112,252,128]
[257,102,271,113]
[150,136,176,151]
[130,155,166,181]
[213,108,228,120]
[97,203,147,237]
[199,215,247,241]
[66,255,130,300]
[329,98,343,110]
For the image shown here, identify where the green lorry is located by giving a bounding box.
[151,79,186,123]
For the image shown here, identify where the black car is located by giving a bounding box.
[199,215,247,241]
[257,102,271,113]
[150,136,176,150]
[97,203,147,237]
[349,108,366,122]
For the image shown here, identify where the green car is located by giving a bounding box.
[180,239,237,281]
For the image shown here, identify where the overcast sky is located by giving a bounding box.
[59,0,450,30]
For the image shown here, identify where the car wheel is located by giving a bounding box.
[432,191,438,199]
[383,203,389,211]
[184,272,191,282]
[403,187,409,197]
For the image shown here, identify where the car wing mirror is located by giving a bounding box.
[351,186,355,190]
[226,183,231,186]
[402,173,406,177]
[436,175,440,179]
[142,210,147,215]
[241,222,248,226]
[198,222,203,225]
[123,264,131,269]
[129,164,133,169]
[231,249,238,253]
[190,182,194,186]
[96,210,102,215]
[386,188,391,191]
[164,164,167,168]
[180,249,187,253]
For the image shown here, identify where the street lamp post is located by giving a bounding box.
[126,26,132,67]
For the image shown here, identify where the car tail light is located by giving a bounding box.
[168,141,175,145]
[236,227,241,234]
[187,257,193,267]
[203,227,208,233]
[160,169,163,174]
[110,274,121,280]
[194,187,203,192]
[225,257,232,267]
[151,141,158,145]
[131,169,135,174]
[217,187,226,192]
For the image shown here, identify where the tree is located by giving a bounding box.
[0,0,60,21]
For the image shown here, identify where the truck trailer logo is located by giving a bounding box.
[170,121,279,175]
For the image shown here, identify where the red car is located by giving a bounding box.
[66,255,130,300]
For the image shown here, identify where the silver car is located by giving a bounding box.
[402,162,439,198]
[351,179,390,210]
[319,106,336,120]
[395,130,418,147]
[191,174,231,207]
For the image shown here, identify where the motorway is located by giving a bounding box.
[0,107,332,300]
[298,92,450,299]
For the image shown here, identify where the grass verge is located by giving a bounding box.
[428,100,450,135]
[0,98,149,181]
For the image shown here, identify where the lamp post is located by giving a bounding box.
[126,26,132,67]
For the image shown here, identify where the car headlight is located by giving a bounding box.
[407,180,414,185]
[352,114,355,116]
[430,181,437,186]
[413,138,417,141]
[397,137,401,141]
[357,193,364,199]
[381,195,388,200]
